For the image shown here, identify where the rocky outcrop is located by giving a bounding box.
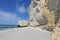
[29,0,60,26]
[18,20,29,27]
[29,0,48,26]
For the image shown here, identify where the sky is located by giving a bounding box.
[0,0,31,25]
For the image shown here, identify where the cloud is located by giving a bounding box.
[0,11,21,24]
[16,4,28,13]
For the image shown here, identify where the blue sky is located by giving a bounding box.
[0,0,31,25]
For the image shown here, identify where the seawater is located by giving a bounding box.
[0,25,17,30]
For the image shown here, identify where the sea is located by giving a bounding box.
[0,25,17,31]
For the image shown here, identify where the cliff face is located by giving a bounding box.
[29,0,60,26]
[47,0,59,24]
[47,0,58,12]
[47,0,60,24]
[29,0,47,26]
